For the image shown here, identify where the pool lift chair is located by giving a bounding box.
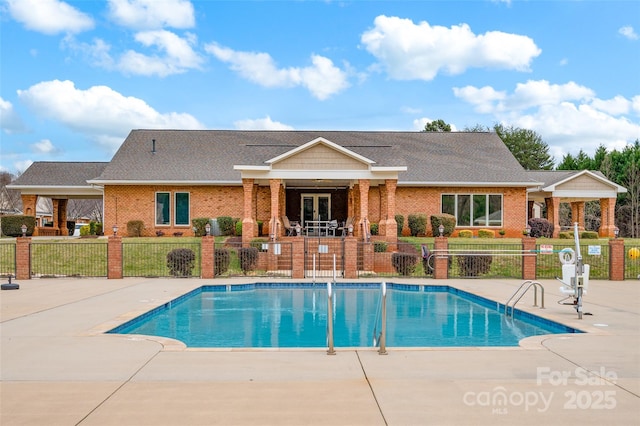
[555,223,590,319]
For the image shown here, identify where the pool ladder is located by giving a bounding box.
[504,280,545,318]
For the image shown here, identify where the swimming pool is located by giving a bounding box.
[109,283,581,348]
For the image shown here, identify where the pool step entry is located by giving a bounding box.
[504,280,545,318]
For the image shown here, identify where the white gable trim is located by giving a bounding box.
[265,137,375,166]
[542,170,627,193]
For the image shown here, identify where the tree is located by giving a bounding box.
[493,124,554,170]
[422,119,452,132]
[0,171,22,213]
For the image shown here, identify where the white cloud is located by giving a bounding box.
[453,80,640,160]
[5,0,94,35]
[234,116,295,131]
[618,26,639,40]
[17,80,205,151]
[107,0,195,30]
[118,30,204,77]
[453,86,506,114]
[205,43,350,100]
[0,97,27,134]
[360,15,541,80]
[30,139,61,155]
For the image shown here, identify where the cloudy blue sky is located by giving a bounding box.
[1,0,639,174]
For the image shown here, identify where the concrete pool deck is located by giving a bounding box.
[1,277,638,425]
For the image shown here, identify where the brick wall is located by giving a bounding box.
[395,186,527,238]
[104,185,244,236]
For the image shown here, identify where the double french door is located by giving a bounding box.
[301,194,331,227]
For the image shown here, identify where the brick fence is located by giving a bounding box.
[11,236,626,281]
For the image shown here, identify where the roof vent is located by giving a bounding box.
[151,139,156,154]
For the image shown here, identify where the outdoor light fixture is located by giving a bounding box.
[295,223,301,236]
[525,225,531,237]
[205,223,211,236]
[348,224,353,236]
[20,224,27,237]
[438,224,444,237]
[614,227,619,238]
[112,224,118,236]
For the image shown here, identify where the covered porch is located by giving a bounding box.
[234,137,406,244]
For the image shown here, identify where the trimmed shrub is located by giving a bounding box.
[126,220,144,237]
[373,241,388,252]
[235,220,242,237]
[370,223,379,236]
[80,225,90,236]
[458,230,473,238]
[214,248,230,276]
[457,252,493,277]
[528,218,554,238]
[217,216,235,236]
[391,252,418,276]
[239,247,259,275]
[581,231,599,239]
[478,229,495,239]
[166,248,196,277]
[408,214,428,236]
[395,214,404,237]
[559,232,573,239]
[192,217,210,237]
[95,223,103,236]
[430,214,456,237]
[257,220,263,236]
[0,215,36,236]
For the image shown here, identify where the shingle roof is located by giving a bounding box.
[92,130,535,185]
[11,162,108,186]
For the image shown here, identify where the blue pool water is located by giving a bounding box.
[109,284,581,348]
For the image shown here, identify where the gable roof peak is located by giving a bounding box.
[266,136,376,166]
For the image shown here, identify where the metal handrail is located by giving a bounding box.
[505,280,545,318]
[326,281,335,355]
[372,282,388,355]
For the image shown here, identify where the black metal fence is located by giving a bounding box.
[305,238,344,279]
[214,240,293,278]
[624,244,640,280]
[446,243,524,279]
[358,241,433,278]
[536,243,609,279]
[0,242,16,277]
[30,241,107,277]
[123,241,201,277]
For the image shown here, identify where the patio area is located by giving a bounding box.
[1,276,638,425]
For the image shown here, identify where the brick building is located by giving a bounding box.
[9,130,626,240]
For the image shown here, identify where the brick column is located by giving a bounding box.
[522,237,536,280]
[21,195,38,234]
[362,242,373,274]
[357,179,370,240]
[378,179,397,239]
[268,179,282,240]
[545,197,560,238]
[571,201,585,232]
[433,236,448,279]
[107,236,123,279]
[291,238,305,279]
[241,178,256,245]
[599,197,617,238]
[201,235,214,279]
[343,237,357,279]
[15,237,31,280]
[609,239,624,281]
